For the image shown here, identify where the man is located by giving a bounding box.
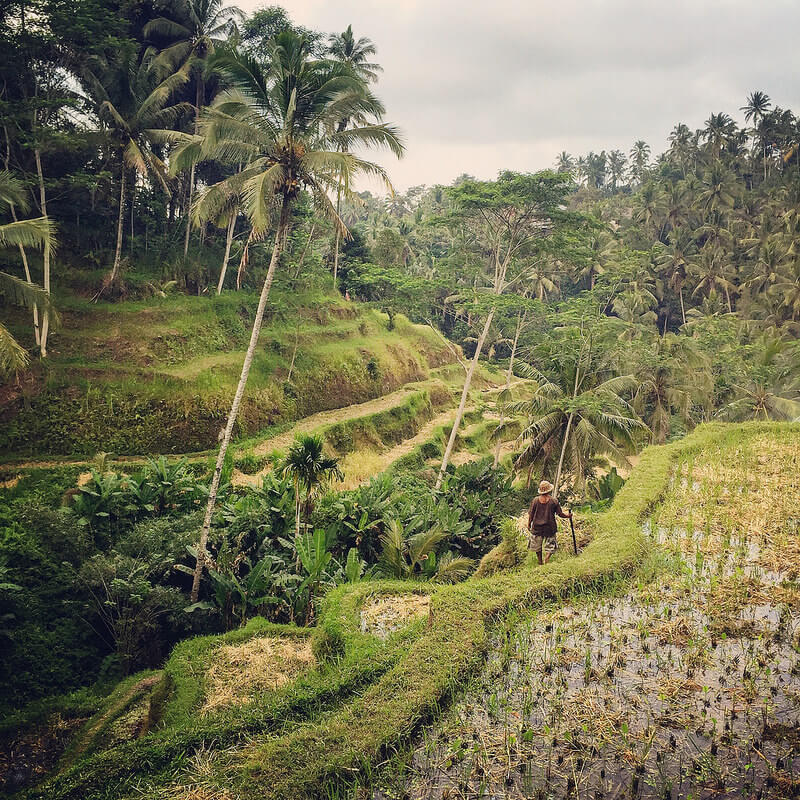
[528,479,572,565]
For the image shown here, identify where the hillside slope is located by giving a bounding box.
[24,422,799,800]
[1,290,455,458]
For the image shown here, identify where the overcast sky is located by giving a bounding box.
[240,0,800,193]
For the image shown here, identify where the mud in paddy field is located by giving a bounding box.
[371,437,800,800]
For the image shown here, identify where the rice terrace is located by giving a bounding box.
[1,2,799,799]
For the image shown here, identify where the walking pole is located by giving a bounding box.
[569,511,578,555]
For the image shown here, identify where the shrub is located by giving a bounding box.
[474,517,528,578]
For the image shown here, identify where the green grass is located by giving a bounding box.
[19,422,798,800]
[223,422,796,799]
[2,290,455,459]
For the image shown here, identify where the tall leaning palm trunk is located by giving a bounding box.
[436,308,495,490]
[494,309,525,467]
[34,148,51,356]
[191,198,289,601]
[186,34,403,600]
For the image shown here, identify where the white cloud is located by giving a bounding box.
[239,0,800,191]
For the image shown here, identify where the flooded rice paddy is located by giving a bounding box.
[372,442,800,799]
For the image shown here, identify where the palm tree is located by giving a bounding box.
[555,151,574,175]
[633,181,664,241]
[328,24,382,84]
[282,433,343,541]
[745,235,789,294]
[81,46,191,287]
[0,273,55,375]
[719,381,800,422]
[741,90,771,181]
[689,245,736,312]
[0,171,58,372]
[668,123,692,176]
[629,140,651,184]
[771,254,800,321]
[654,227,696,324]
[145,0,245,259]
[327,25,384,288]
[633,334,710,443]
[183,34,403,601]
[510,349,646,497]
[702,113,736,160]
[697,164,737,214]
[606,150,627,192]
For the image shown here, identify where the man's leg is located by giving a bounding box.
[532,534,544,565]
[543,535,557,564]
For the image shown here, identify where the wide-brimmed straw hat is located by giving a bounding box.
[538,480,554,495]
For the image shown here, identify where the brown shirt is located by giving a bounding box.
[528,496,564,537]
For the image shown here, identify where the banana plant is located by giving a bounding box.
[183,548,284,629]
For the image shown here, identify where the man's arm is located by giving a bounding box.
[555,501,572,518]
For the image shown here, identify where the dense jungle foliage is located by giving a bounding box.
[1,2,799,796]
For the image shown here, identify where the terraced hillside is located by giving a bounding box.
[0,290,454,458]
[21,423,799,800]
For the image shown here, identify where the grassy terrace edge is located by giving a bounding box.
[20,422,794,800]
[236,422,792,799]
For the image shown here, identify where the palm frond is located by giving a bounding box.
[0,321,28,376]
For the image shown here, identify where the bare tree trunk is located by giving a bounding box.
[679,287,686,326]
[494,310,523,467]
[333,228,341,289]
[236,229,253,290]
[190,198,290,602]
[183,164,194,259]
[34,148,50,356]
[294,222,315,281]
[217,212,235,294]
[435,308,495,490]
[287,326,300,382]
[10,205,40,346]
[183,80,203,260]
[111,168,126,284]
[553,411,574,498]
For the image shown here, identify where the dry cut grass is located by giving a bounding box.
[360,594,431,639]
[201,637,315,714]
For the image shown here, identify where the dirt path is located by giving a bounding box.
[334,407,460,490]
[250,384,433,457]
[2,380,449,473]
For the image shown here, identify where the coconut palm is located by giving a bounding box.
[328,24,382,84]
[0,171,58,374]
[741,90,771,181]
[629,140,651,184]
[606,150,627,193]
[182,33,403,601]
[718,381,800,422]
[702,113,736,160]
[745,235,789,294]
[633,334,710,443]
[327,25,384,287]
[771,255,800,321]
[80,46,191,287]
[555,151,574,175]
[689,245,737,312]
[654,227,697,324]
[0,272,57,375]
[697,164,737,214]
[282,433,343,541]
[510,354,646,498]
[145,0,245,258]
[668,123,693,176]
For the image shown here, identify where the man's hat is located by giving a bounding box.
[538,480,554,495]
